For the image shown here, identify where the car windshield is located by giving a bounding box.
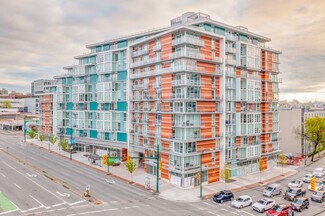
[314,191,324,196]
[292,180,298,184]
[236,198,243,202]
[305,174,312,178]
[288,189,297,193]
[265,186,273,191]
[293,199,303,205]
[271,205,282,213]
[216,192,225,197]
[257,200,266,205]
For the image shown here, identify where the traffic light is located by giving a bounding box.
[127,155,130,161]
[102,154,107,165]
[159,161,162,170]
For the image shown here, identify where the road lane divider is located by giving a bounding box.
[56,191,70,197]
[14,184,22,189]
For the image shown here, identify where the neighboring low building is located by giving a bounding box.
[31,79,56,97]
[0,98,38,113]
[279,108,325,156]
[0,109,38,132]
[0,88,9,95]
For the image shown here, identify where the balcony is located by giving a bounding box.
[153,43,162,51]
[212,56,223,63]
[226,46,236,53]
[225,34,237,42]
[172,121,203,127]
[172,79,202,86]
[130,57,161,68]
[269,77,282,83]
[132,46,149,57]
[152,82,161,89]
[170,93,201,99]
[172,36,204,47]
[170,51,204,60]
[132,83,148,90]
[240,72,261,80]
[226,58,237,65]
[226,82,235,89]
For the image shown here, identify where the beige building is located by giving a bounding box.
[279,108,325,156]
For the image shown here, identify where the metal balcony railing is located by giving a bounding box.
[132,46,149,57]
[226,46,236,53]
[171,79,202,86]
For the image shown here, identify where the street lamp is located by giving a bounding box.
[23,116,27,142]
[200,150,205,199]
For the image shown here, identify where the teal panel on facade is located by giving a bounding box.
[66,128,73,135]
[117,101,127,111]
[103,44,110,51]
[66,102,73,110]
[203,23,212,32]
[61,78,66,84]
[117,132,127,142]
[90,102,98,110]
[90,74,98,83]
[67,77,73,85]
[104,132,110,140]
[214,26,225,36]
[252,38,258,45]
[117,70,127,81]
[79,130,84,136]
[96,46,102,52]
[117,40,127,48]
[89,56,96,63]
[90,130,97,138]
[239,34,248,42]
[82,57,89,64]
[104,103,109,110]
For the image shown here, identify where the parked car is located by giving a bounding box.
[266,204,292,216]
[283,188,306,201]
[212,190,234,203]
[288,180,303,188]
[313,167,325,178]
[308,182,324,191]
[263,184,282,197]
[252,198,275,213]
[303,173,315,183]
[231,195,252,209]
[290,197,309,212]
[311,190,325,203]
[113,161,121,166]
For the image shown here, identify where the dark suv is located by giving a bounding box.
[290,197,309,212]
[213,190,234,203]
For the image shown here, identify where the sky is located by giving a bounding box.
[0,0,324,102]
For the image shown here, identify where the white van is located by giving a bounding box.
[263,183,282,197]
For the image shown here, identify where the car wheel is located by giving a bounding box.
[230,197,233,201]
[249,202,252,206]
[240,205,243,209]
[220,200,223,203]
[262,208,265,213]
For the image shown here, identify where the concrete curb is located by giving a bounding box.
[27,141,157,194]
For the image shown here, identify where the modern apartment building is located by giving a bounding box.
[52,12,281,187]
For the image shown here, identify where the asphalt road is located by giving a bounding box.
[0,133,324,216]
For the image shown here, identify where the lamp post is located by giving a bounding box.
[23,116,27,142]
[200,150,205,199]
[156,144,160,193]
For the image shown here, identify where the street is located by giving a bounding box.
[0,133,324,215]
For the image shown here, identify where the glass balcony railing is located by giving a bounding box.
[172,79,202,86]
[172,36,204,47]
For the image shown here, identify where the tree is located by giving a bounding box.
[300,117,325,162]
[59,139,68,151]
[220,163,231,189]
[124,159,137,182]
[38,133,45,142]
[106,154,115,173]
[1,100,12,108]
[259,158,266,183]
[278,154,286,176]
[49,135,57,151]
[28,130,37,139]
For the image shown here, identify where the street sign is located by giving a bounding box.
[310,177,316,191]
[68,138,75,145]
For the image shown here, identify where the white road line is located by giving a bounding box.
[3,162,66,202]
[71,204,89,209]
[66,208,119,216]
[241,210,255,216]
[0,209,19,215]
[30,195,45,207]
[0,173,5,177]
[52,202,65,207]
[14,183,22,189]
[68,200,86,206]
[208,211,220,216]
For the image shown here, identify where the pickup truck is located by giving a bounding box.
[283,188,306,201]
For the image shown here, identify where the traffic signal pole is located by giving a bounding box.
[156,144,160,193]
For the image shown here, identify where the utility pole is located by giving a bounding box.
[156,144,160,193]
[23,116,26,142]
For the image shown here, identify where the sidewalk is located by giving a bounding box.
[25,139,298,202]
